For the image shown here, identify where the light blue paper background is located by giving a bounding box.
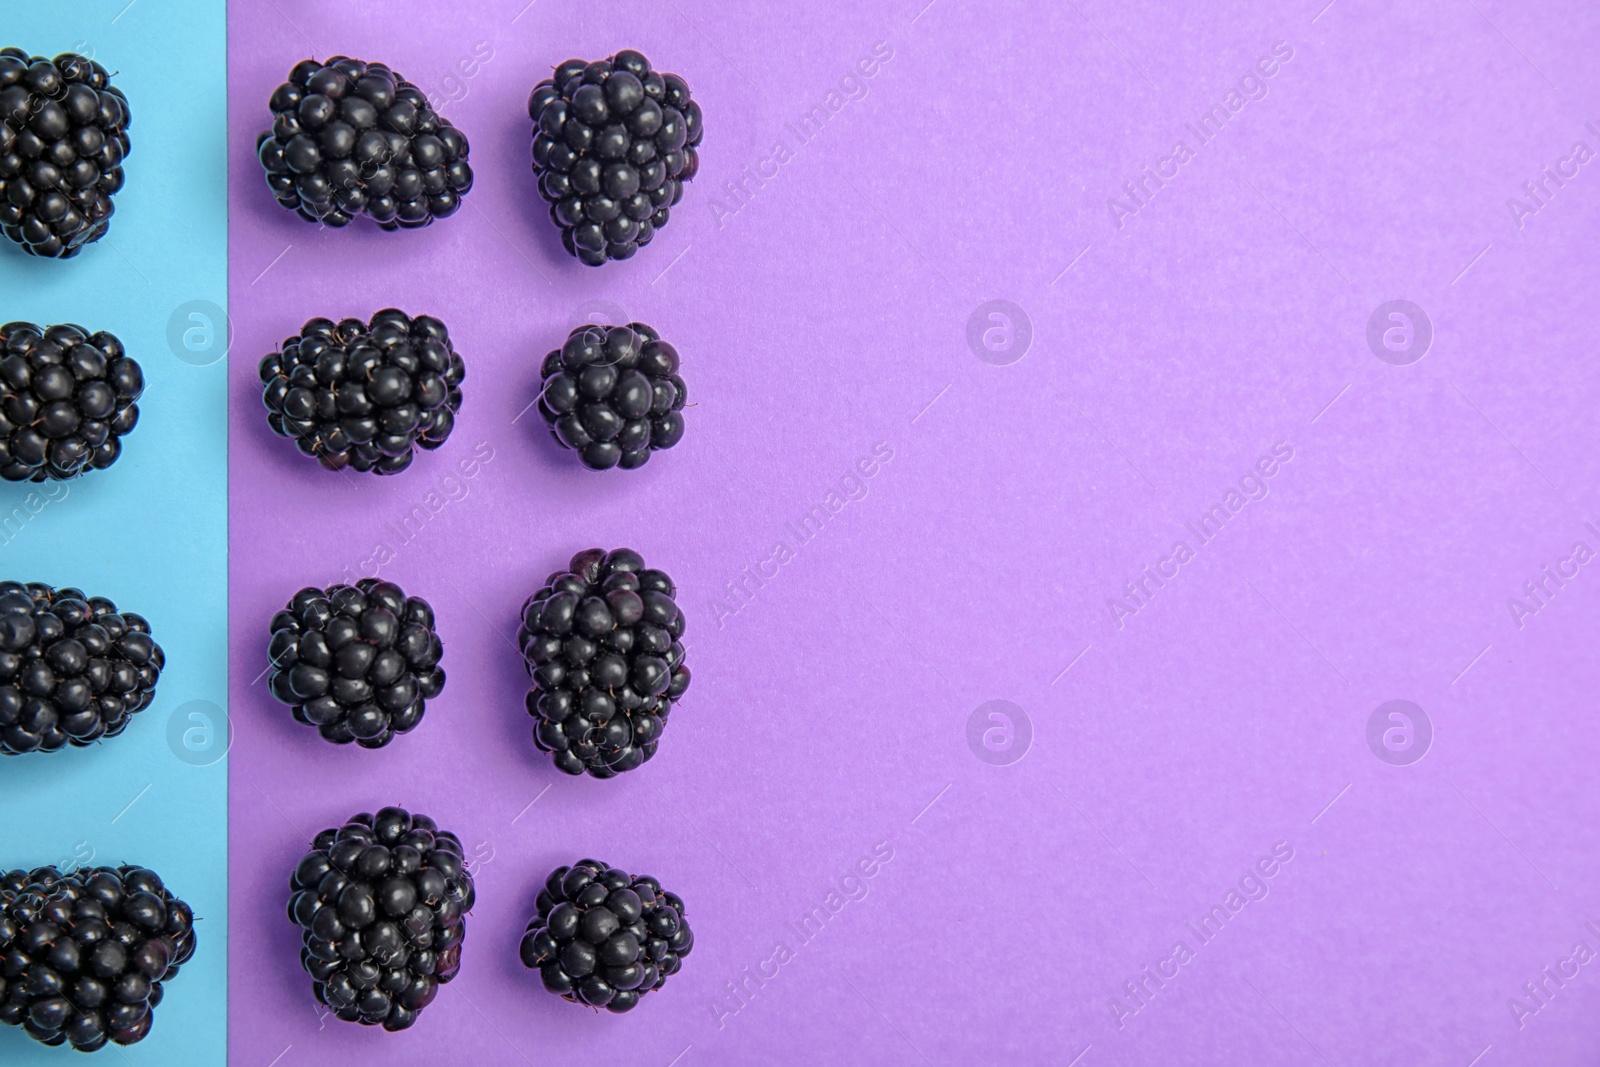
[0,3,227,1063]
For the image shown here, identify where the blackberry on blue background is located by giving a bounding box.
[287,807,474,1032]
[257,57,473,229]
[259,309,464,475]
[0,581,163,756]
[528,50,703,266]
[0,49,131,259]
[519,859,692,1013]
[519,548,690,778]
[267,579,445,749]
[0,864,197,1051]
[0,322,143,482]
[538,323,687,470]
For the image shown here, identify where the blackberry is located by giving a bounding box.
[288,807,474,1032]
[0,322,143,482]
[519,548,689,778]
[0,50,130,259]
[257,57,473,229]
[528,50,703,266]
[0,581,163,756]
[259,309,465,475]
[538,323,686,470]
[518,859,692,1013]
[266,579,444,748]
[0,864,197,1051]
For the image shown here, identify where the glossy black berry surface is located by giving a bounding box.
[0,864,197,1051]
[257,57,473,229]
[288,807,474,1032]
[0,322,143,482]
[267,579,444,749]
[538,323,686,470]
[0,581,163,755]
[519,548,689,777]
[259,309,465,475]
[519,859,692,1013]
[528,50,702,266]
[0,49,130,258]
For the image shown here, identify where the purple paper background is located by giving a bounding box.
[230,0,1600,1063]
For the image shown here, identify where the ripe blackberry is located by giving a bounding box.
[0,50,130,258]
[528,50,703,266]
[266,579,444,748]
[259,309,465,475]
[257,57,473,229]
[0,581,163,756]
[0,864,197,1051]
[519,548,689,778]
[538,323,686,470]
[518,859,692,1013]
[0,322,143,482]
[288,807,474,1032]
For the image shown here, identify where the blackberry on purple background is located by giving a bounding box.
[257,57,473,229]
[0,322,143,482]
[287,807,474,1032]
[528,50,703,266]
[258,309,464,475]
[0,581,163,756]
[518,859,692,1013]
[0,49,131,258]
[519,548,690,778]
[266,579,444,749]
[538,323,686,470]
[0,864,197,1051]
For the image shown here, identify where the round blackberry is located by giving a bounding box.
[288,807,474,1032]
[259,310,465,475]
[519,548,689,778]
[528,50,703,266]
[0,322,143,482]
[0,50,130,259]
[518,859,692,1013]
[0,864,197,1051]
[538,323,686,471]
[257,57,473,229]
[0,581,162,756]
[266,579,444,748]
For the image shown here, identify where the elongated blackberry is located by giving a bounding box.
[0,50,130,258]
[259,310,464,475]
[288,807,473,1032]
[0,581,162,755]
[528,51,702,265]
[519,548,689,777]
[267,579,444,748]
[257,57,473,229]
[538,323,686,470]
[519,859,692,1013]
[0,865,197,1051]
[0,322,143,482]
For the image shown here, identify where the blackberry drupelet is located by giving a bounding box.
[287,807,474,1032]
[518,859,692,1013]
[538,323,686,470]
[259,309,464,475]
[0,50,131,258]
[267,579,444,748]
[257,57,473,229]
[0,581,163,756]
[519,548,690,777]
[528,50,703,266]
[0,322,143,482]
[0,864,197,1051]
